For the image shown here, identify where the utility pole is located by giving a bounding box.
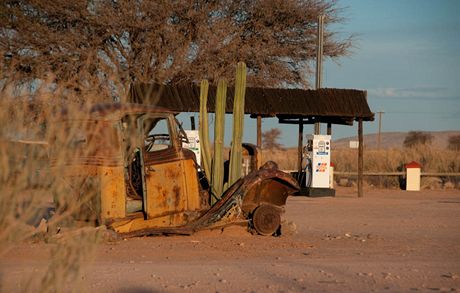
[314,14,324,135]
[377,111,384,149]
[256,114,262,148]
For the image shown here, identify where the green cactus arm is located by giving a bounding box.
[211,79,227,203]
[199,80,212,181]
[229,62,247,186]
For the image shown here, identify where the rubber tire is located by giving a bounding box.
[252,204,281,236]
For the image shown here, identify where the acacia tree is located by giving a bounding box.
[263,128,284,150]
[403,131,434,148]
[1,0,352,101]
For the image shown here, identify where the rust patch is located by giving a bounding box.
[165,166,180,178]
[173,185,181,206]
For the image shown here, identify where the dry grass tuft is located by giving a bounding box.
[260,146,460,189]
[0,92,104,291]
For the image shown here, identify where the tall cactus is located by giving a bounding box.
[228,62,247,186]
[211,79,227,203]
[198,80,212,180]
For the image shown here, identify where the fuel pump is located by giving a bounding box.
[183,130,201,165]
[301,134,335,196]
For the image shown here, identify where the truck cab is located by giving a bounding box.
[49,103,299,236]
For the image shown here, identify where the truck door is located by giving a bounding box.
[138,114,188,220]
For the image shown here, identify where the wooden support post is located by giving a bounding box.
[256,115,262,148]
[358,118,364,198]
[190,116,196,130]
[314,122,321,135]
[327,122,332,135]
[298,118,304,177]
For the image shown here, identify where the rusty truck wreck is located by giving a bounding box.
[49,103,299,237]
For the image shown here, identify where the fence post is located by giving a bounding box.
[405,161,421,191]
[329,162,334,188]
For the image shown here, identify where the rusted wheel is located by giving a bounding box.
[252,204,281,236]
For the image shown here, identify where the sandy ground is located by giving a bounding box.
[1,187,460,292]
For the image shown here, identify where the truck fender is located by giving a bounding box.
[232,161,299,235]
[190,161,298,235]
[238,161,299,214]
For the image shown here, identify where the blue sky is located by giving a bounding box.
[321,0,460,139]
[179,0,460,147]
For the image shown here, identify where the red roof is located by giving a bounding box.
[405,161,422,169]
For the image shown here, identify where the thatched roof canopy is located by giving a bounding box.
[128,83,374,125]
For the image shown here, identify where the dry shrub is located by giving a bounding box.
[261,148,298,170]
[0,90,105,291]
[332,146,459,188]
[403,131,433,148]
[332,146,459,172]
[365,176,400,189]
[260,146,459,189]
[448,135,460,151]
[262,128,285,150]
[421,177,443,190]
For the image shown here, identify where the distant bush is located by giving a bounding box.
[403,131,433,148]
[262,128,285,150]
[447,135,460,151]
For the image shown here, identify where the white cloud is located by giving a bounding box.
[368,86,457,100]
